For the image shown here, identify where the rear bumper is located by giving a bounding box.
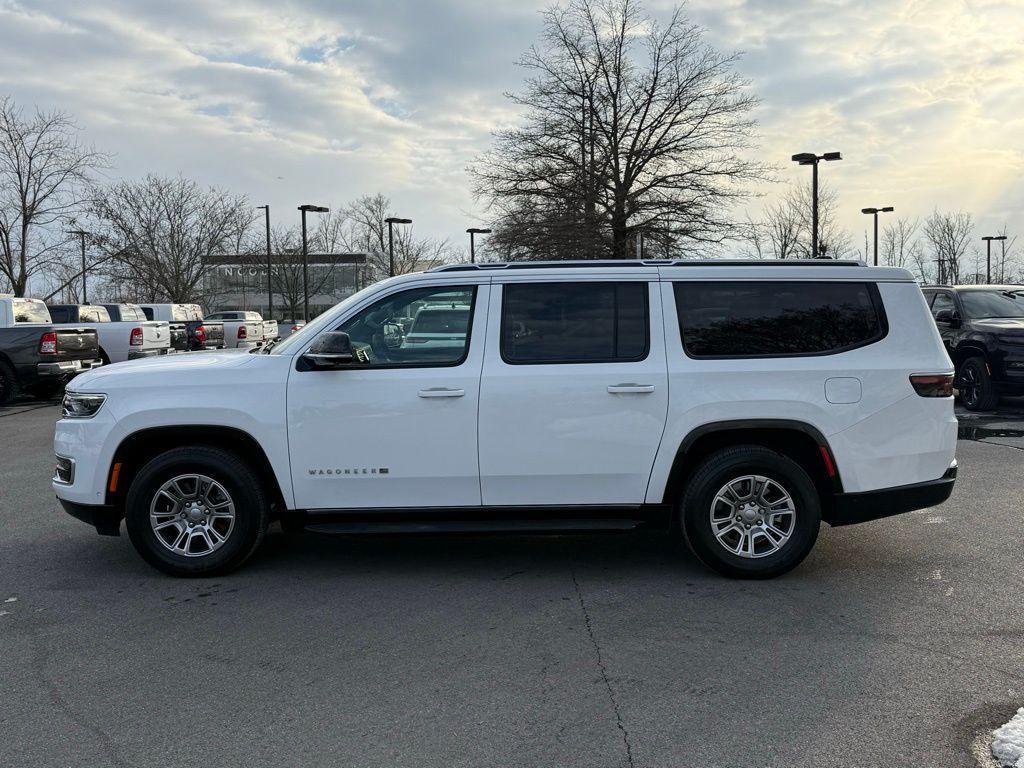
[127,348,168,360]
[826,462,957,526]
[58,498,122,536]
[38,359,102,377]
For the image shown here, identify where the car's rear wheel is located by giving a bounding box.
[0,361,18,406]
[679,445,821,579]
[125,447,268,577]
[958,356,999,411]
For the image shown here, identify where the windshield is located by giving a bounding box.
[267,284,382,355]
[960,289,1024,319]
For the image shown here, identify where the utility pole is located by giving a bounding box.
[860,207,894,266]
[257,205,273,319]
[297,204,329,323]
[982,235,1007,284]
[385,217,412,276]
[466,228,491,263]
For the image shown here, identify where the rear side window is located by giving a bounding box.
[501,282,649,364]
[120,305,144,322]
[80,306,109,323]
[674,281,886,358]
[141,307,155,320]
[48,306,71,323]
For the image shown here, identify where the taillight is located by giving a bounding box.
[910,373,954,397]
[195,325,206,342]
[237,325,247,340]
[130,327,144,346]
[39,331,57,355]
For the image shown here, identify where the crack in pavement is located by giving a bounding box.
[571,568,635,768]
[30,633,134,768]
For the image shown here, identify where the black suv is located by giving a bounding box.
[922,285,1024,410]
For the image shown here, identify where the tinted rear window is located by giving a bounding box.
[674,281,886,358]
[501,282,649,364]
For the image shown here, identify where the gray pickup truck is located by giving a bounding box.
[0,296,102,404]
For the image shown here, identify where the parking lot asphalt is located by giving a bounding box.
[2,402,1023,768]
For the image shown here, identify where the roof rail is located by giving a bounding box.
[428,259,866,272]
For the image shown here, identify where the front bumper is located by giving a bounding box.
[826,462,957,526]
[38,359,103,377]
[58,498,122,536]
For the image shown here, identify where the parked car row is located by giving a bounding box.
[0,295,285,405]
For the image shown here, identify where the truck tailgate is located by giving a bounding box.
[141,321,172,351]
[52,327,100,362]
[201,321,225,348]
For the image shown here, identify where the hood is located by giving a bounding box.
[970,317,1024,333]
[68,349,254,392]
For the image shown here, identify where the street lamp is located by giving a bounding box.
[385,217,412,277]
[297,204,329,323]
[466,228,491,263]
[256,205,273,319]
[982,235,1008,284]
[792,151,842,259]
[66,228,90,302]
[860,206,894,266]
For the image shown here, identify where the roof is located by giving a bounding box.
[429,258,867,273]
[923,284,1024,291]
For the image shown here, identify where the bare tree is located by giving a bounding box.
[993,224,1019,284]
[340,194,453,278]
[472,0,766,259]
[923,210,974,284]
[743,181,852,259]
[0,97,107,296]
[92,175,252,302]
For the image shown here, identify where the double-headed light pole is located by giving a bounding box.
[982,235,1007,284]
[466,228,491,263]
[860,206,894,266]
[792,151,842,258]
[298,204,329,323]
[256,205,273,319]
[385,217,412,277]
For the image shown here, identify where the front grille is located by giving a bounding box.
[54,455,75,485]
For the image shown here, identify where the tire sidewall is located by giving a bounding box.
[125,448,266,576]
[0,362,17,406]
[960,357,996,411]
[681,449,821,578]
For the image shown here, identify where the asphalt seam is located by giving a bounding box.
[961,437,1024,453]
[571,568,635,768]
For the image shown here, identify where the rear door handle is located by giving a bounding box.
[607,383,656,394]
[418,388,465,398]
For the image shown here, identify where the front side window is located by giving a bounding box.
[674,281,886,358]
[930,292,955,318]
[335,285,476,367]
[500,281,649,364]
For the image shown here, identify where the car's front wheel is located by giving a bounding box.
[679,445,821,579]
[125,447,269,577]
[958,356,999,411]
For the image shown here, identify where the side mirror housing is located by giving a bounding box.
[302,331,355,369]
[934,309,961,328]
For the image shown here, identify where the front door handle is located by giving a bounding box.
[418,387,465,398]
[607,383,656,394]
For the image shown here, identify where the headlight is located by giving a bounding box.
[62,392,106,419]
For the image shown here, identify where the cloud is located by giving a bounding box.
[0,0,1022,251]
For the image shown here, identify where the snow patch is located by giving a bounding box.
[992,707,1024,767]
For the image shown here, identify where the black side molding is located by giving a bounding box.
[825,464,957,527]
[58,498,122,536]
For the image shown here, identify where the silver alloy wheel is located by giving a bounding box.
[149,473,236,557]
[709,474,796,559]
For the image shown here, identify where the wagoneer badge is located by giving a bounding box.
[308,467,390,476]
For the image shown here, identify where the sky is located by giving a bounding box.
[1,0,1022,256]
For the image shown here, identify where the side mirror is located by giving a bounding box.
[934,309,961,328]
[302,331,355,369]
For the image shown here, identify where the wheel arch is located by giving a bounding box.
[950,342,989,368]
[660,419,841,518]
[105,424,287,515]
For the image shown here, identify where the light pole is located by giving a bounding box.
[792,151,842,258]
[982,235,1007,284]
[385,217,412,277]
[256,205,273,319]
[466,228,491,263]
[298,204,329,323]
[66,229,89,302]
[860,206,894,266]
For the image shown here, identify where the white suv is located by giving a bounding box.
[53,260,958,578]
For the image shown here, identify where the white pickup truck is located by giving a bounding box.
[48,304,170,364]
[202,310,267,349]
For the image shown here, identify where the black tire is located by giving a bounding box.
[679,445,821,579]
[0,361,19,406]
[27,380,63,401]
[125,447,269,577]
[958,356,999,412]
